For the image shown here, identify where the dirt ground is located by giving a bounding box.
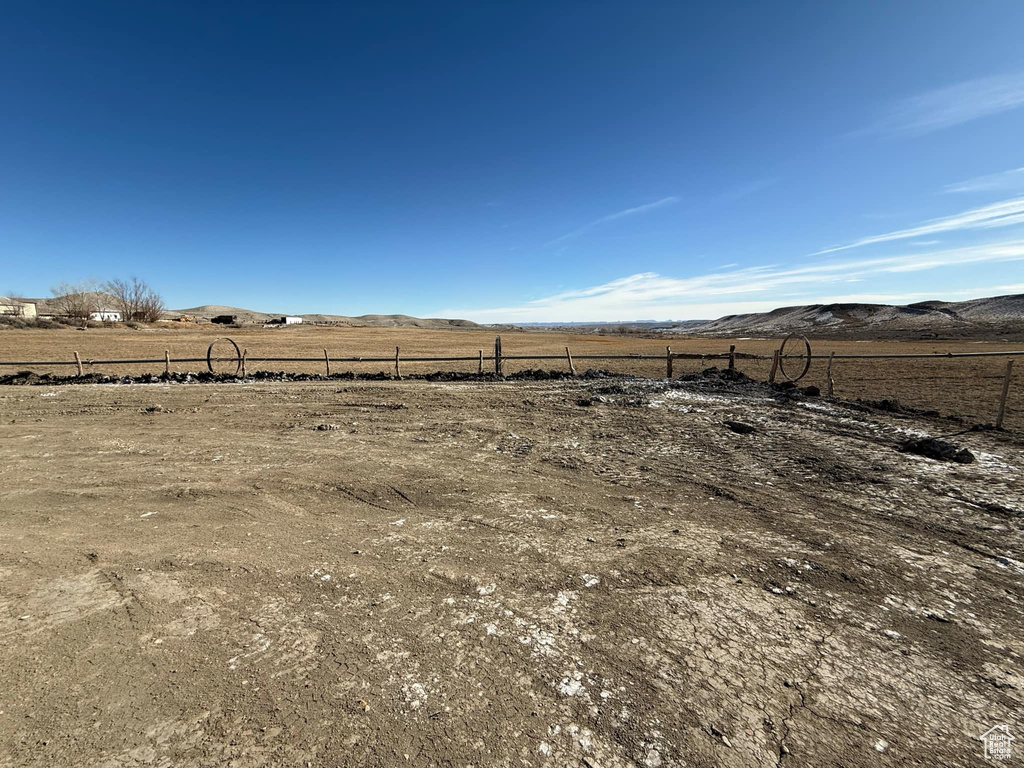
[0,324,1021,429]
[1,372,1022,767]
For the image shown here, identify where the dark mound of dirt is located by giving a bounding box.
[724,420,758,435]
[0,370,44,385]
[0,369,620,387]
[851,398,941,418]
[670,367,822,404]
[899,437,975,464]
[680,366,751,384]
[507,368,612,381]
[770,380,821,397]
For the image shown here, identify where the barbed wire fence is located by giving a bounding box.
[2,334,1020,427]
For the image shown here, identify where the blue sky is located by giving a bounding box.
[2,1,1024,322]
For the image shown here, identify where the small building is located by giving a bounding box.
[89,309,122,322]
[283,316,303,325]
[0,297,36,319]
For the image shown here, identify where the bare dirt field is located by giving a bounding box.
[1,370,1022,767]
[0,324,1021,429]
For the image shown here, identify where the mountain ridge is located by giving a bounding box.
[516,294,1024,340]
[687,293,1024,338]
[17,293,1024,339]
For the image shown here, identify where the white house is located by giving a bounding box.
[90,309,122,322]
[0,297,36,319]
[283,316,303,324]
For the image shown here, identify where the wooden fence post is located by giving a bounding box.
[240,349,247,378]
[394,346,401,379]
[666,346,673,378]
[478,349,483,375]
[164,350,170,376]
[728,345,736,370]
[826,352,835,397]
[768,349,779,383]
[700,355,705,371]
[565,346,576,376]
[996,359,1014,428]
[74,351,83,377]
[324,348,330,377]
[494,336,502,377]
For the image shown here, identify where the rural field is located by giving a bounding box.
[0,324,1021,429]
[7,2,1024,766]
[0,366,1022,766]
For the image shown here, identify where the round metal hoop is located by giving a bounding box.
[777,334,812,382]
[207,337,242,375]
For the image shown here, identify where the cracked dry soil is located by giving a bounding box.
[0,374,1021,767]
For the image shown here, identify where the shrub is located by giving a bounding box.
[0,316,60,330]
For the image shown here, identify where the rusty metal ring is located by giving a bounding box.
[777,334,812,382]
[207,337,242,375]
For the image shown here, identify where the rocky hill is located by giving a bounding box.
[689,293,1024,339]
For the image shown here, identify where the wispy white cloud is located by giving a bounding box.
[545,196,678,247]
[860,72,1024,136]
[814,196,1024,255]
[439,241,1024,322]
[942,167,1024,194]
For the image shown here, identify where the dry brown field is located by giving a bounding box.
[1,324,1021,429]
[1,370,1022,766]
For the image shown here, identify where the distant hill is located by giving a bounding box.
[171,305,480,329]
[502,294,1024,339]
[21,292,120,316]
[689,293,1024,339]
[172,305,275,323]
[29,292,1023,340]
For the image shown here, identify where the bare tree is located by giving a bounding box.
[1,291,25,317]
[136,283,165,323]
[105,277,164,323]
[105,278,136,321]
[51,281,100,321]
